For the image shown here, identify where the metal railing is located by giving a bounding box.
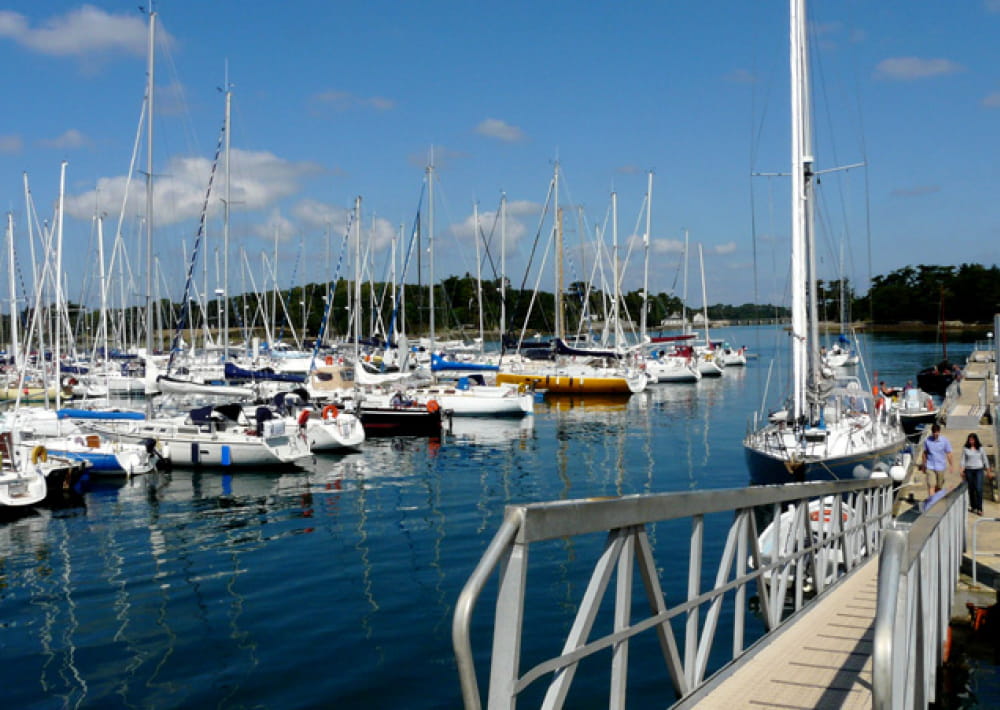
[971,515,1000,589]
[873,482,967,710]
[453,479,894,710]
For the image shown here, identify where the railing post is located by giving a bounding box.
[488,537,529,710]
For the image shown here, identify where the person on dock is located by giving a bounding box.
[920,423,954,496]
[961,432,992,515]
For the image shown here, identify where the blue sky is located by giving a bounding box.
[0,1,997,311]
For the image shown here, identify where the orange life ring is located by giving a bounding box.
[426,399,440,414]
[322,404,339,420]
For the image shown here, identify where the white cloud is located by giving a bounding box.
[254,209,296,241]
[0,134,23,154]
[475,118,525,143]
[448,206,532,251]
[0,5,172,58]
[651,238,685,254]
[874,57,963,80]
[983,91,1000,108]
[64,148,322,225]
[291,199,351,232]
[713,241,737,255]
[40,129,91,150]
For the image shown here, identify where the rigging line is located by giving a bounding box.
[510,175,556,334]
[166,117,224,374]
[273,232,304,346]
[308,213,353,367]
[475,206,502,326]
[387,183,427,344]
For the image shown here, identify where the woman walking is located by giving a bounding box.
[961,432,992,515]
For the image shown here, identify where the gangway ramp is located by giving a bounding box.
[693,557,877,709]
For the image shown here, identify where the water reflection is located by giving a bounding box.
[445,415,535,446]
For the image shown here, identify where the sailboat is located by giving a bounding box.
[743,0,906,485]
[495,165,647,395]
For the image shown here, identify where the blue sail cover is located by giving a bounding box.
[57,408,146,421]
[430,353,499,372]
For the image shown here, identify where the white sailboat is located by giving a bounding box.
[743,0,905,485]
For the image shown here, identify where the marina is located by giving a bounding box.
[2,327,997,707]
[0,3,997,708]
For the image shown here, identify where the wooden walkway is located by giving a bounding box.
[697,349,998,709]
[697,558,878,709]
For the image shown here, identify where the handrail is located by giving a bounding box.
[971,515,1000,589]
[453,479,893,709]
[453,513,523,710]
[873,482,967,710]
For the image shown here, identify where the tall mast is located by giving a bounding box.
[554,162,563,341]
[611,190,620,348]
[144,9,156,410]
[473,201,484,353]
[641,171,653,342]
[500,192,507,340]
[789,0,813,419]
[223,74,232,361]
[97,215,108,369]
[427,154,435,352]
[353,196,362,364]
[681,230,689,335]
[55,160,67,411]
[6,213,19,370]
[698,243,710,348]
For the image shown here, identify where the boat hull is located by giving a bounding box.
[305,415,365,453]
[495,371,642,394]
[359,407,443,437]
[743,438,905,486]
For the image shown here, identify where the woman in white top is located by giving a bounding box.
[961,432,993,515]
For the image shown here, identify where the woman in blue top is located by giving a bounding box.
[961,432,992,515]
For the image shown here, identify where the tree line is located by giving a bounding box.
[6,262,994,352]
[825,263,1000,326]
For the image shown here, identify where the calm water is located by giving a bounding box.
[0,327,980,709]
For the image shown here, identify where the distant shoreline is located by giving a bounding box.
[817,321,993,334]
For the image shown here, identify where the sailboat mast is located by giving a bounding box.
[681,230,689,335]
[353,196,362,364]
[97,215,108,367]
[554,162,563,341]
[698,243,710,348]
[55,161,67,410]
[789,0,813,420]
[474,201,484,353]
[500,192,507,339]
[144,10,156,403]
[6,213,19,370]
[427,156,435,352]
[223,79,232,362]
[612,191,620,348]
[641,171,652,342]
